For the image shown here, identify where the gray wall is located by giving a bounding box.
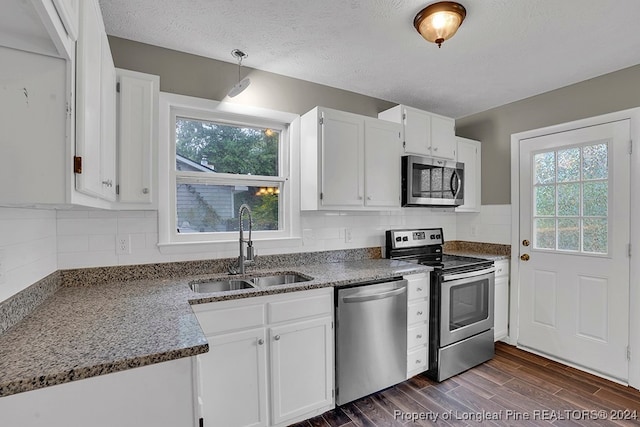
[456,64,640,205]
[107,36,395,117]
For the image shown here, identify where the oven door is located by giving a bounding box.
[439,268,495,347]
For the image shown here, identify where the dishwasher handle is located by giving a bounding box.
[342,286,406,303]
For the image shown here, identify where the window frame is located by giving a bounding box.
[158,92,300,249]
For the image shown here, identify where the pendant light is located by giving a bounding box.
[414,2,466,48]
[227,49,251,97]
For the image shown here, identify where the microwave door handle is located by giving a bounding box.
[450,171,462,199]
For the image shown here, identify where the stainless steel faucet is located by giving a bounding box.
[236,204,255,274]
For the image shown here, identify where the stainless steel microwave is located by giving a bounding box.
[402,155,464,207]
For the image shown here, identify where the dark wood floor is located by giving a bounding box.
[291,342,640,426]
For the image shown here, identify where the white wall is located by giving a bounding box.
[455,204,512,244]
[0,208,57,302]
[57,208,458,269]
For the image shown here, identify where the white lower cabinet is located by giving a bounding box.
[494,260,510,341]
[0,358,196,427]
[405,273,430,378]
[192,288,334,427]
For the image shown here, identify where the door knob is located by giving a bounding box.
[520,254,530,261]
[522,239,530,247]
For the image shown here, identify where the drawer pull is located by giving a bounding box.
[416,287,423,292]
[274,335,281,341]
[416,334,422,339]
[258,339,264,345]
[417,311,423,316]
[416,359,422,364]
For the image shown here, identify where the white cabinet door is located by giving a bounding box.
[100,32,116,201]
[52,0,79,40]
[200,328,268,427]
[430,115,456,160]
[402,106,430,155]
[75,0,116,201]
[364,118,401,208]
[75,0,104,198]
[269,317,333,426]
[320,109,364,207]
[455,137,481,212]
[116,69,159,205]
[494,260,509,341]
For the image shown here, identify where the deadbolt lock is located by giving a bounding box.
[522,239,530,247]
[520,254,530,261]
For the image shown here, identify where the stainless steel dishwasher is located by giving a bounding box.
[335,278,407,405]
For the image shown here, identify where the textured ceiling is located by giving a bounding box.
[99,0,640,118]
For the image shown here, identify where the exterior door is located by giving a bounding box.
[518,120,630,381]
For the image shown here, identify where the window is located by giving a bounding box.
[532,142,610,254]
[159,93,298,246]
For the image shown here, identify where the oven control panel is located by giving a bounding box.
[386,228,443,249]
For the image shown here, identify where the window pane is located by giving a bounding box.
[176,117,279,176]
[535,185,555,216]
[583,143,607,180]
[557,148,580,182]
[558,218,580,251]
[176,182,280,233]
[583,218,607,254]
[583,181,608,217]
[557,183,580,216]
[534,152,555,184]
[534,218,556,249]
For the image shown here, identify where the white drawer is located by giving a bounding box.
[495,260,509,277]
[407,324,428,349]
[408,301,429,325]
[407,347,428,374]
[194,303,265,335]
[407,276,429,301]
[267,292,333,324]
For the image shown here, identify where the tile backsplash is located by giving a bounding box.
[0,204,512,303]
[0,208,57,302]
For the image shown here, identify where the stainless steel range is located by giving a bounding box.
[385,228,495,382]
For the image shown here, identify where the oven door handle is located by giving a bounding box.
[342,287,406,303]
[442,267,495,282]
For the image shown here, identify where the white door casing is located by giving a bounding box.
[511,110,640,388]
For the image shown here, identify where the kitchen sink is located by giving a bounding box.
[189,273,312,293]
[250,274,312,287]
[190,279,255,293]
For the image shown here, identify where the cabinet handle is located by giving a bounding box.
[417,311,423,316]
[416,334,422,339]
[416,287,422,292]
[274,335,281,341]
[358,196,363,200]
[433,147,438,151]
[142,188,149,194]
[102,179,113,187]
[367,196,371,200]
[416,359,422,364]
[257,339,264,345]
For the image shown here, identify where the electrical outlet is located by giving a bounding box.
[470,225,478,238]
[302,229,315,246]
[344,228,353,243]
[116,235,131,255]
[0,249,5,285]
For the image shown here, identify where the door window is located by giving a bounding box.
[532,142,609,254]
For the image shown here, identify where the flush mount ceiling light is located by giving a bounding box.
[414,2,466,48]
[227,49,251,97]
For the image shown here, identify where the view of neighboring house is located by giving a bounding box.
[176,154,245,233]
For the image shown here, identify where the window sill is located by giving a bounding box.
[157,237,303,255]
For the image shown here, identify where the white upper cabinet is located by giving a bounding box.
[455,137,481,213]
[378,104,456,160]
[75,0,116,201]
[301,107,402,211]
[51,0,79,41]
[115,69,159,207]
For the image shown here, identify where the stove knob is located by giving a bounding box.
[436,234,441,239]
[430,234,435,239]
[395,237,402,242]
[402,236,409,241]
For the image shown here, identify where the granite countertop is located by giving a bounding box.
[444,250,510,261]
[444,240,511,262]
[0,258,430,398]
